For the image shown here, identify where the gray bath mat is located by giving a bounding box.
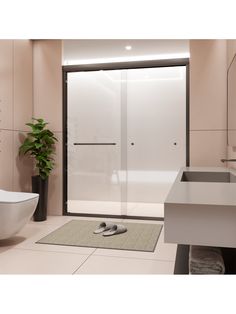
[36,220,162,252]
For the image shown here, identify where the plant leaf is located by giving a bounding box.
[19,117,57,178]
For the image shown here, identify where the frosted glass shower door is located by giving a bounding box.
[126,66,186,217]
[67,70,123,215]
[66,65,187,218]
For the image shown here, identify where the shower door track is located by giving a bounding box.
[62,58,190,221]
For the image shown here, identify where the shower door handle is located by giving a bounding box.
[73,143,117,145]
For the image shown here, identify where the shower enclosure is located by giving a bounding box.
[63,59,189,219]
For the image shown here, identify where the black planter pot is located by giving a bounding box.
[32,175,49,221]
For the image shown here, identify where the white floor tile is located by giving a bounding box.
[28,215,72,226]
[122,219,164,225]
[0,216,177,274]
[29,215,122,226]
[93,227,177,261]
[0,222,95,255]
[93,244,176,262]
[0,249,89,274]
[75,255,174,274]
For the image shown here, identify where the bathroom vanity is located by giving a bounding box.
[164,167,236,248]
[164,166,236,274]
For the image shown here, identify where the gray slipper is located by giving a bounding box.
[93,222,115,234]
[103,224,127,236]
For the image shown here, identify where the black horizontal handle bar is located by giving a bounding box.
[221,159,236,162]
[74,143,117,145]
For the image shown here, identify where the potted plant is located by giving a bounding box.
[19,118,58,221]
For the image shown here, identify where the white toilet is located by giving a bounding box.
[0,189,39,240]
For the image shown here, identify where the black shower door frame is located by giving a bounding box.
[62,58,190,220]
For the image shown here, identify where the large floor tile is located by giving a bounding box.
[0,216,176,274]
[28,215,73,226]
[122,219,164,225]
[0,249,89,274]
[93,227,176,261]
[75,255,174,274]
[93,244,176,262]
[28,215,123,226]
[0,222,95,255]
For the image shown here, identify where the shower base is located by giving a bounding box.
[67,200,164,218]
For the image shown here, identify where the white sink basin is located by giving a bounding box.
[164,167,236,248]
[181,171,236,183]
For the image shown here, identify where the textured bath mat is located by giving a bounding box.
[36,220,162,252]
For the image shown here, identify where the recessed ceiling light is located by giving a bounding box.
[125,45,132,50]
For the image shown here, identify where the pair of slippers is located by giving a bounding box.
[93,222,127,236]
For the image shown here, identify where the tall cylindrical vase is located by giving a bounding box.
[32,175,49,221]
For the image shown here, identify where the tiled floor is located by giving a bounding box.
[0,216,176,274]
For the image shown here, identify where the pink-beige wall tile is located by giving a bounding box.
[227,40,236,69]
[227,146,236,169]
[33,40,62,132]
[47,131,63,215]
[190,130,227,167]
[226,40,236,166]
[13,131,34,192]
[13,40,33,131]
[0,40,13,130]
[33,40,63,215]
[190,40,227,131]
[0,129,13,190]
[0,39,33,193]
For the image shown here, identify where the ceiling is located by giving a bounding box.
[62,39,189,65]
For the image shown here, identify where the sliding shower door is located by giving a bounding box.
[65,63,187,218]
[67,70,124,215]
[126,66,186,217]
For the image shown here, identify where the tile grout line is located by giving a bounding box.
[12,246,95,256]
[72,248,97,274]
[12,40,14,191]
[32,39,34,119]
[11,237,176,263]
[3,245,176,263]
[0,128,63,133]
[91,252,176,263]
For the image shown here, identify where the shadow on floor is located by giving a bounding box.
[0,237,26,253]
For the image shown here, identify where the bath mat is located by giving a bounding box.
[36,220,162,252]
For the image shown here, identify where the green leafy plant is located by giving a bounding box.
[19,118,58,180]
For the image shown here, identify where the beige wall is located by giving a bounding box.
[189,40,227,166]
[33,40,63,215]
[0,40,33,192]
[0,39,63,216]
[226,40,236,169]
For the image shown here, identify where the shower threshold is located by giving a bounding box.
[67,200,164,218]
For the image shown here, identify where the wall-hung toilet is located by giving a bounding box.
[0,189,39,240]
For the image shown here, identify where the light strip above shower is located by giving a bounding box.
[63,52,190,65]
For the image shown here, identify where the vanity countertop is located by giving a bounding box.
[165,166,236,207]
[164,166,236,248]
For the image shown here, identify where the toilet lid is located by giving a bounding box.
[0,189,39,203]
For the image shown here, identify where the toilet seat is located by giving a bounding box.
[0,189,39,204]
